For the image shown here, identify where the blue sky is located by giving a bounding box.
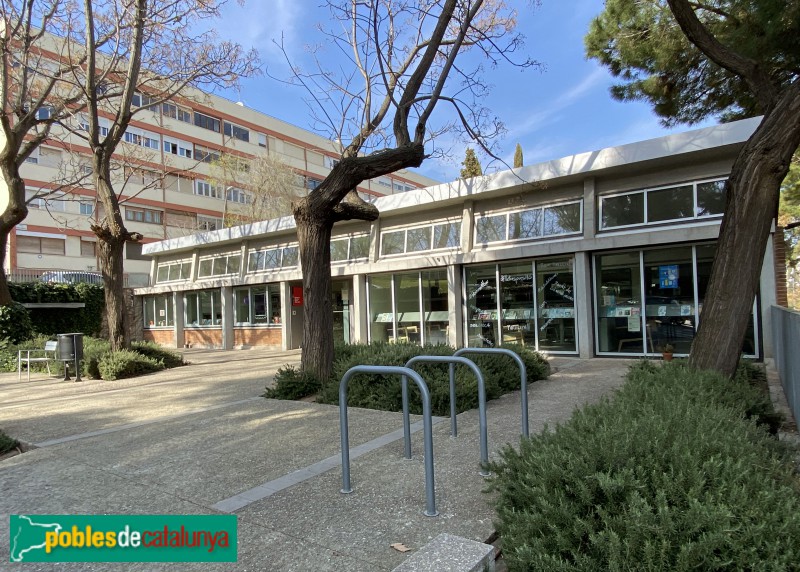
[211,0,714,183]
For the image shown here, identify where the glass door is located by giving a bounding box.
[536,258,577,352]
[596,252,643,353]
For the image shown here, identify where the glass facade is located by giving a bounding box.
[368,270,449,344]
[233,284,281,326]
[595,244,758,356]
[143,294,174,328]
[466,258,577,353]
[185,289,222,326]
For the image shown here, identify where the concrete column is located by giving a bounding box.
[369,220,381,263]
[759,234,777,360]
[280,281,292,350]
[352,273,369,343]
[583,177,596,239]
[221,285,234,350]
[461,201,474,254]
[447,264,464,347]
[173,292,185,349]
[574,251,594,358]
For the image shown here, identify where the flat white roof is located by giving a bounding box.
[143,116,760,256]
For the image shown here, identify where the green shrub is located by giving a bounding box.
[314,342,548,416]
[490,363,800,571]
[82,337,111,379]
[97,349,163,381]
[0,302,34,343]
[264,365,322,400]
[0,334,63,375]
[0,429,19,455]
[130,341,185,369]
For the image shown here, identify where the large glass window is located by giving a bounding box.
[395,273,421,343]
[233,285,281,326]
[422,270,448,345]
[185,290,221,326]
[647,185,693,223]
[696,180,726,216]
[477,201,582,245]
[596,252,643,353]
[499,263,534,347]
[369,275,393,342]
[466,266,499,347]
[156,261,191,283]
[143,294,174,328]
[596,244,758,356]
[536,259,576,352]
[380,222,459,257]
[601,193,645,228]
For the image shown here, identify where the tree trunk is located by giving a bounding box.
[0,162,29,306]
[295,205,335,382]
[97,234,128,350]
[689,86,800,377]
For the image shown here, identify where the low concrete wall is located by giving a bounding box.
[771,305,800,425]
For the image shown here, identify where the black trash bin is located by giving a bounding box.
[57,333,84,381]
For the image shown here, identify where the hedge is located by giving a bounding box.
[8,282,104,336]
[490,361,800,571]
[267,342,550,417]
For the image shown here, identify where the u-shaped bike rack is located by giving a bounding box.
[453,348,529,438]
[339,365,438,517]
[404,355,490,476]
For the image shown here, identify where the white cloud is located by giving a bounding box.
[216,1,304,59]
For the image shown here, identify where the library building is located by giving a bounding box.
[134,117,781,360]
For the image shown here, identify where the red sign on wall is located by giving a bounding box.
[292,286,304,307]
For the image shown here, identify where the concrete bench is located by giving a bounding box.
[17,340,57,381]
[392,533,495,572]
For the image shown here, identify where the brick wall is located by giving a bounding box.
[775,227,788,307]
[233,327,282,348]
[143,329,175,347]
[184,328,223,348]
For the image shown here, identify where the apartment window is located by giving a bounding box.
[226,187,250,204]
[380,221,461,257]
[475,200,582,245]
[194,144,221,164]
[36,106,54,120]
[161,102,192,123]
[197,253,242,278]
[79,202,94,215]
[124,167,158,186]
[24,148,39,164]
[80,240,96,257]
[125,207,163,224]
[125,241,150,261]
[193,111,220,133]
[26,189,66,212]
[197,215,223,231]
[223,121,250,142]
[194,180,223,199]
[257,133,267,148]
[131,92,157,108]
[599,178,727,230]
[325,156,340,169]
[163,137,192,159]
[155,261,191,283]
[123,128,160,150]
[17,235,65,255]
[306,177,323,191]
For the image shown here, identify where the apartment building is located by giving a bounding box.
[5,84,437,285]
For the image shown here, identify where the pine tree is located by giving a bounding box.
[514,143,523,168]
[460,148,483,178]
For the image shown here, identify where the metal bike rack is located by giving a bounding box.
[453,348,529,438]
[339,365,438,517]
[404,355,490,476]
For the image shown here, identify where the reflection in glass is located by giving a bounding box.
[543,203,581,235]
[381,231,405,255]
[466,265,498,347]
[696,180,726,216]
[647,185,693,222]
[282,246,298,267]
[596,252,642,352]
[350,235,370,259]
[643,247,694,354]
[395,273,421,343]
[601,193,645,228]
[331,280,351,344]
[422,270,448,345]
[536,259,576,352]
[508,209,541,240]
[330,239,349,262]
[369,275,393,342]
[433,222,460,249]
[144,294,173,328]
[499,263,534,347]
[475,214,506,243]
[407,227,431,253]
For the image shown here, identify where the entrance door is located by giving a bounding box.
[331,280,351,345]
[289,283,304,349]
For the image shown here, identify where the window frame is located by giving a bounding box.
[474,199,583,245]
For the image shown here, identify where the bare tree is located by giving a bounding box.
[62,0,258,350]
[0,0,91,305]
[283,0,536,381]
[209,151,298,226]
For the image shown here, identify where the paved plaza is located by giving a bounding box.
[0,349,633,570]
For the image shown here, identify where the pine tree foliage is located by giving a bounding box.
[513,143,523,168]
[460,147,483,178]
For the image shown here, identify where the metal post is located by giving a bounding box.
[401,374,411,459]
[448,363,457,438]
[405,355,489,476]
[339,365,438,517]
[454,348,529,437]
